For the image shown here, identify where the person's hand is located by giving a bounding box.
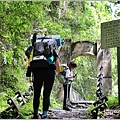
[73,74,77,78]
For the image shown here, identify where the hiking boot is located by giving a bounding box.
[63,106,72,111]
[41,114,48,119]
[32,112,41,119]
[32,115,40,119]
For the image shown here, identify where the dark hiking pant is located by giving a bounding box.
[63,83,71,107]
[32,67,55,116]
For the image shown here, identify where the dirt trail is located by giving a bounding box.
[1,101,120,119]
[48,108,89,119]
[48,104,120,119]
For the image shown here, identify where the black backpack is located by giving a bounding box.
[33,38,56,58]
[30,33,57,68]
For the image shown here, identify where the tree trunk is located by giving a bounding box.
[97,41,112,96]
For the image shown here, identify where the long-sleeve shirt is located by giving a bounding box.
[65,67,73,84]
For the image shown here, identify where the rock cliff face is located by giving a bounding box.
[71,41,97,58]
[56,39,112,101]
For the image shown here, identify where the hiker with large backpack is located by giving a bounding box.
[62,61,77,111]
[25,33,61,119]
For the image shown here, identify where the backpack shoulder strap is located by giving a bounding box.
[25,46,33,58]
[63,64,69,70]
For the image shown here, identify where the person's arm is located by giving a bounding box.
[55,58,61,73]
[66,75,75,79]
[53,49,61,73]
[66,70,76,79]
[65,69,72,79]
[26,50,33,77]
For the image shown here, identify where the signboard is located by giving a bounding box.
[101,19,120,49]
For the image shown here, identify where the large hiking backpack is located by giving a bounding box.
[57,64,69,85]
[29,33,62,68]
[33,38,56,58]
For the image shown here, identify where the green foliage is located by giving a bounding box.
[87,104,94,113]
[0,1,116,118]
[106,94,118,108]
[0,75,17,94]
[19,99,33,119]
[50,91,62,109]
[106,1,120,18]
[73,56,97,100]
[0,92,8,112]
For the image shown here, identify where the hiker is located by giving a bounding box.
[63,61,77,111]
[26,33,61,119]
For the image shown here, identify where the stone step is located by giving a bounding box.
[49,108,89,119]
[70,100,94,104]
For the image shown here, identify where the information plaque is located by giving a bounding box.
[101,19,120,49]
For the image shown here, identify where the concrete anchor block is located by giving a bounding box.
[93,96,108,106]
[15,90,26,105]
[7,98,19,111]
